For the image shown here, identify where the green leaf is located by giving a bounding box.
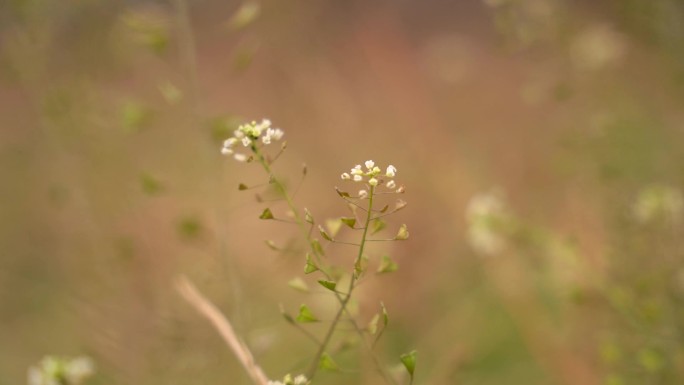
[304,208,314,224]
[311,239,325,256]
[400,350,417,379]
[377,255,399,274]
[259,208,274,220]
[340,217,356,228]
[319,225,333,241]
[318,280,337,292]
[304,254,318,274]
[288,277,309,293]
[395,224,409,240]
[319,353,339,371]
[371,219,386,235]
[238,183,249,191]
[296,304,318,323]
[368,313,380,335]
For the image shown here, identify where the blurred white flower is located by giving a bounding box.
[387,180,396,189]
[465,189,509,256]
[365,160,375,169]
[570,24,626,71]
[633,185,684,224]
[341,173,350,180]
[359,190,368,199]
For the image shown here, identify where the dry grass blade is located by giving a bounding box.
[176,275,270,385]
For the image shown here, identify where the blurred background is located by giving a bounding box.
[2,0,684,384]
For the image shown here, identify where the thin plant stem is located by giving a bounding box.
[306,185,375,380]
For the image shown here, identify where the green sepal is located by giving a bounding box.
[319,226,333,241]
[288,277,309,293]
[368,313,380,335]
[335,187,350,198]
[371,219,386,235]
[377,255,399,274]
[265,240,279,251]
[304,254,319,274]
[400,350,417,379]
[296,304,318,323]
[319,353,339,371]
[311,239,325,256]
[395,224,409,240]
[318,280,336,292]
[280,304,295,324]
[259,207,274,220]
[340,217,356,228]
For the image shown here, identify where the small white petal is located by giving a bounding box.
[359,190,368,199]
[386,180,396,189]
[234,129,245,138]
[294,375,308,385]
[234,153,247,162]
[353,175,363,182]
[365,160,375,170]
[262,134,272,145]
[221,147,233,155]
[341,173,351,180]
[241,137,252,147]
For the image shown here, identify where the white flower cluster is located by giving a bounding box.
[28,356,95,385]
[466,190,509,256]
[633,184,684,224]
[340,160,401,197]
[221,119,284,162]
[268,374,308,385]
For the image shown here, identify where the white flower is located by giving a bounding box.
[234,129,244,138]
[341,173,350,180]
[271,128,284,141]
[353,175,363,182]
[234,153,247,162]
[262,134,272,145]
[365,160,375,170]
[368,177,378,186]
[351,165,363,175]
[359,190,368,199]
[386,165,397,177]
[221,147,233,155]
[294,375,308,385]
[65,357,95,384]
[241,137,252,147]
[386,180,396,189]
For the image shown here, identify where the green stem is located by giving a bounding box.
[306,185,375,380]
